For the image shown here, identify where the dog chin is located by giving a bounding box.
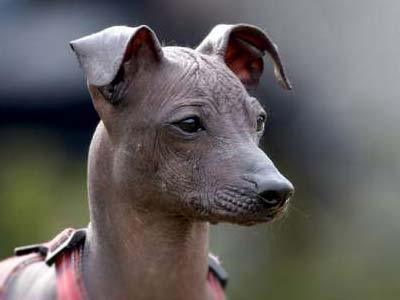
[208,211,281,226]
[199,203,289,226]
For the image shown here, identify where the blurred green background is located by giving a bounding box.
[1,0,399,299]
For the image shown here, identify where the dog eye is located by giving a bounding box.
[256,115,266,132]
[173,116,204,133]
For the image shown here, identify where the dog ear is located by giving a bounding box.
[196,24,291,90]
[70,25,163,103]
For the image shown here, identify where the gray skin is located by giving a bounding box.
[5,24,294,300]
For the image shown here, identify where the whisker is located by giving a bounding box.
[287,205,310,219]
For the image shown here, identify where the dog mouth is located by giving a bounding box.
[210,186,289,225]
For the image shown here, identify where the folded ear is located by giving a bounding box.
[196,24,291,90]
[70,25,163,103]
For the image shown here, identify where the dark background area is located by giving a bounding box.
[1,0,399,299]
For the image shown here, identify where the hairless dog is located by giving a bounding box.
[0,23,294,300]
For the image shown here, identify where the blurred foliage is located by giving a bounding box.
[0,128,88,257]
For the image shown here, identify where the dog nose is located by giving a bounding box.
[258,179,294,207]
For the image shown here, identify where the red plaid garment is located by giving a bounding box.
[54,241,87,300]
[0,229,226,300]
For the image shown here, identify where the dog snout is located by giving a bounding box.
[257,175,294,207]
[237,145,294,207]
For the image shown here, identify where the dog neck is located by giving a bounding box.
[82,123,211,300]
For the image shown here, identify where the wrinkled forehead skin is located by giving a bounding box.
[162,47,247,107]
[122,46,263,131]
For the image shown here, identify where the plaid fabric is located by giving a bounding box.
[0,228,226,300]
[0,253,42,300]
[55,244,86,300]
[208,271,226,300]
[55,232,226,300]
[0,228,77,300]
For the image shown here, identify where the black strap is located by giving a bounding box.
[208,255,229,288]
[44,229,86,266]
[14,229,86,266]
[14,244,48,257]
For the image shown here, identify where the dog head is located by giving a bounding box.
[71,24,294,225]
